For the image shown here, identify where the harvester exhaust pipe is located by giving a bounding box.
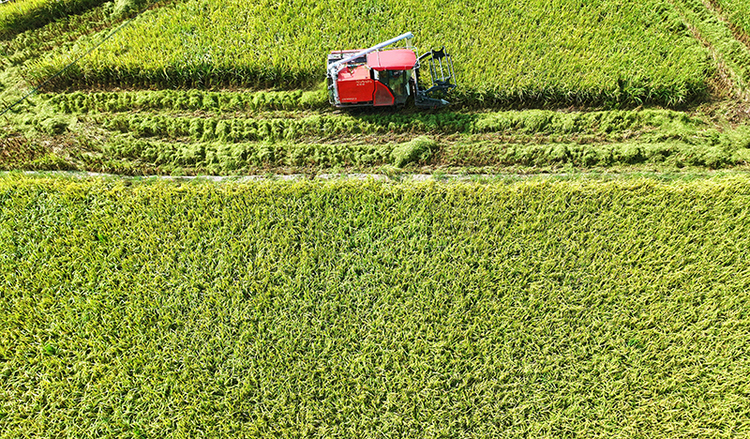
[327,32,414,105]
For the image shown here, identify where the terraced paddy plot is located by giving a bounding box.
[1,174,750,437]
[29,0,711,106]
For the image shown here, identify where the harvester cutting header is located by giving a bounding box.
[326,32,456,109]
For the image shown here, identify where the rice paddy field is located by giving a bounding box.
[0,0,109,39]
[1,0,749,175]
[2,0,750,436]
[2,174,750,437]
[26,0,712,106]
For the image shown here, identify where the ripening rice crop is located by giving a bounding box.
[28,0,711,106]
[1,4,113,66]
[0,0,109,39]
[2,175,750,437]
[92,108,699,143]
[44,88,329,113]
[668,0,750,95]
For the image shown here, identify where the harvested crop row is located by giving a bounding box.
[2,175,750,437]
[90,109,750,171]
[95,109,702,140]
[100,137,750,173]
[27,0,711,107]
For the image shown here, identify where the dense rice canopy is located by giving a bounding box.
[0,0,108,39]
[2,175,750,437]
[31,0,711,105]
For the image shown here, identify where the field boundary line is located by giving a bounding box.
[4,170,740,183]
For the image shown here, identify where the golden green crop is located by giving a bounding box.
[668,0,750,96]
[28,0,711,106]
[2,174,750,437]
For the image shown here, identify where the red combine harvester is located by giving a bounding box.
[326,32,456,109]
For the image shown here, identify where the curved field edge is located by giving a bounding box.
[1,174,750,437]
[25,0,712,108]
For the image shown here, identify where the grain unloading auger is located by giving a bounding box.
[326,32,456,109]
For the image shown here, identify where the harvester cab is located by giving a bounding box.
[326,32,456,109]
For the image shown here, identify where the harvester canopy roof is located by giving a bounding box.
[367,49,417,71]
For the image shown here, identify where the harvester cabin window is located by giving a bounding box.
[377,70,409,103]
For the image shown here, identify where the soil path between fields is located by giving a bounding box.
[4,170,736,183]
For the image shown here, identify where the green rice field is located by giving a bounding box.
[2,0,750,175]
[27,0,711,106]
[1,174,750,437]
[0,0,110,39]
[2,0,750,434]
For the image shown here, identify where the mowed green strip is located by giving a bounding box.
[1,175,750,437]
[29,0,709,106]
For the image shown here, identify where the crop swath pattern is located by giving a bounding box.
[1,176,750,437]
[24,90,749,173]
